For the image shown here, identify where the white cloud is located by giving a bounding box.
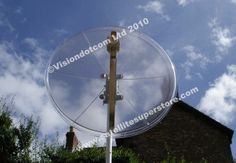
[118,20,125,27]
[137,1,170,20]
[231,0,236,4]
[54,28,68,36]
[0,14,15,32]
[0,3,15,32]
[137,1,163,14]
[14,6,23,14]
[24,38,39,49]
[0,40,67,137]
[177,0,194,7]
[198,65,236,124]
[181,45,210,80]
[208,18,236,55]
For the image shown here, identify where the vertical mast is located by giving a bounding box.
[106,31,120,163]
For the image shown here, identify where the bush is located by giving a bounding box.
[42,145,145,163]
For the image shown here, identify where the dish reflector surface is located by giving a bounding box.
[45,27,177,138]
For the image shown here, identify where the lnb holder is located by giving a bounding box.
[100,73,123,80]
[99,73,123,104]
[107,31,120,58]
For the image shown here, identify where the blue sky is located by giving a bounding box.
[0,0,236,158]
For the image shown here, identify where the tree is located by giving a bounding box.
[0,98,38,162]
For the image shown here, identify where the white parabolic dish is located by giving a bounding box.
[45,27,177,138]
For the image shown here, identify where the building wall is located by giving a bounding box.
[116,102,234,163]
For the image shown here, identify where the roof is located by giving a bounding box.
[175,100,234,143]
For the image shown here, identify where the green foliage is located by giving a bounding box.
[0,98,38,163]
[41,145,145,163]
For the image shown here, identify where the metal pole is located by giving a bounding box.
[106,31,119,163]
[106,129,113,163]
[108,55,117,129]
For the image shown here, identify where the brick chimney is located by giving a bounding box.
[66,126,80,152]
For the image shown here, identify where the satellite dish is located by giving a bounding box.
[45,27,177,139]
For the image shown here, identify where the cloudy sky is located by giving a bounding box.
[0,0,236,158]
